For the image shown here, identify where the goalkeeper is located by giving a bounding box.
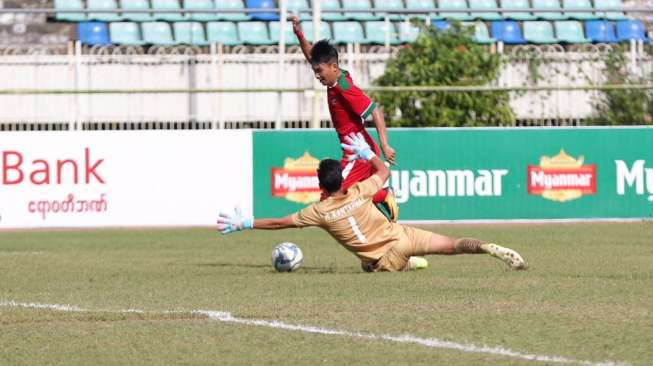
[217,133,525,272]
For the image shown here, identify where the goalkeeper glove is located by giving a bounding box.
[217,207,253,235]
[341,132,376,161]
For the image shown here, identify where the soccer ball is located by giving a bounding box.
[272,242,303,272]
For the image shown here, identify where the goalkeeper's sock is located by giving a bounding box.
[453,238,487,254]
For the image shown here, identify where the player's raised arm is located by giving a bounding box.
[290,15,312,63]
[341,132,390,184]
[217,208,297,235]
[371,108,396,166]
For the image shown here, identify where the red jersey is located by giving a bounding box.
[327,69,378,155]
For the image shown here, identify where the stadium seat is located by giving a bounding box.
[246,0,279,21]
[398,21,420,42]
[321,0,347,21]
[238,21,276,44]
[554,20,591,43]
[562,0,597,20]
[406,0,439,19]
[333,21,369,44]
[120,0,154,22]
[110,22,146,45]
[432,20,452,31]
[374,0,405,20]
[152,0,188,21]
[464,21,496,43]
[523,21,559,43]
[584,20,618,42]
[469,0,501,20]
[616,20,651,42]
[269,21,301,45]
[300,21,333,42]
[184,0,219,21]
[594,0,627,20]
[500,0,536,20]
[343,0,379,21]
[287,0,311,20]
[54,0,86,21]
[174,22,210,45]
[142,21,177,44]
[365,21,400,44]
[214,0,250,21]
[532,0,567,20]
[491,20,527,43]
[78,22,111,45]
[207,21,242,45]
[438,0,473,21]
[88,0,123,22]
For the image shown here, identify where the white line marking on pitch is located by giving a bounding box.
[0,300,628,366]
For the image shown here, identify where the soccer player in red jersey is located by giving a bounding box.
[290,16,399,221]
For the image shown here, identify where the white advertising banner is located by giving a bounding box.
[0,130,252,228]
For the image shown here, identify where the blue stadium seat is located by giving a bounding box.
[88,0,123,22]
[300,21,333,42]
[207,21,242,45]
[110,22,146,45]
[500,0,536,20]
[365,21,400,44]
[406,0,439,19]
[398,21,420,42]
[594,0,627,20]
[142,21,177,44]
[152,0,189,21]
[616,20,651,42]
[321,0,347,21]
[185,0,219,21]
[246,0,279,21]
[523,21,559,43]
[287,0,311,20]
[215,0,250,20]
[438,0,473,21]
[432,20,451,31]
[584,20,618,42]
[174,22,210,45]
[343,0,379,21]
[238,21,276,44]
[469,0,502,20]
[120,0,154,22]
[78,22,111,45]
[269,21,301,45]
[374,0,405,20]
[55,0,86,21]
[333,21,369,44]
[491,20,527,44]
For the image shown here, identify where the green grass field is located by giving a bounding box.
[1,223,652,366]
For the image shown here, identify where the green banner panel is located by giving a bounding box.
[253,128,653,220]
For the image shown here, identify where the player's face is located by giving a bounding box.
[312,62,339,86]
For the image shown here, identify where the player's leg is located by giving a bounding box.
[340,158,398,221]
[407,226,526,269]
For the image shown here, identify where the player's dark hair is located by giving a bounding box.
[317,159,343,194]
[311,39,338,65]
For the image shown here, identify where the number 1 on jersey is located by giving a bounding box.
[347,216,367,243]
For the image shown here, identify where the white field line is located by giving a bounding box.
[0,251,45,256]
[0,300,628,366]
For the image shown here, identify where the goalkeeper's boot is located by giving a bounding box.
[406,256,429,271]
[484,243,526,270]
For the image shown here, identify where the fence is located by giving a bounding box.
[0,5,652,128]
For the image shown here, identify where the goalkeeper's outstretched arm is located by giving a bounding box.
[253,216,297,230]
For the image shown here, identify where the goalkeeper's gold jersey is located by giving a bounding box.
[291,175,404,261]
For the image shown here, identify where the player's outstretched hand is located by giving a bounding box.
[289,15,301,34]
[341,132,376,161]
[217,207,253,235]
